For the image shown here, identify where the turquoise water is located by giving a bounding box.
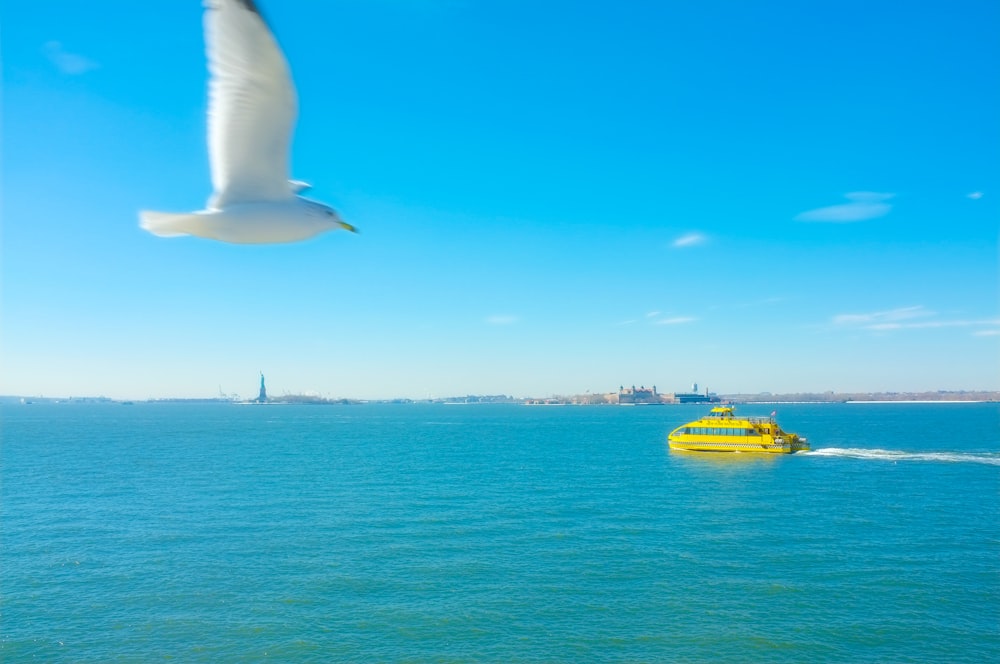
[2,402,998,662]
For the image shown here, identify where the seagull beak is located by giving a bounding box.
[338,221,358,233]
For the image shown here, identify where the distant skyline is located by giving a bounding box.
[2,0,998,400]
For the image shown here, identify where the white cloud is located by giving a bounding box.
[834,306,999,334]
[833,305,930,326]
[737,296,786,308]
[967,191,984,200]
[672,232,707,248]
[44,41,99,75]
[646,311,661,318]
[870,320,1000,331]
[654,316,698,325]
[796,192,894,222]
[973,329,1000,337]
[485,315,518,325]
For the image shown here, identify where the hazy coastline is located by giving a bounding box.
[3,389,997,406]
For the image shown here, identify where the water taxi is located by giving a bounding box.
[668,406,809,454]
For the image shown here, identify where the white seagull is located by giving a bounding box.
[140,0,355,243]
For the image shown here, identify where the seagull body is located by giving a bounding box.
[140,0,354,243]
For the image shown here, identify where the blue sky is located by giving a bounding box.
[2,0,997,400]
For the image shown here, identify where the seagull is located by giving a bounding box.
[140,0,356,243]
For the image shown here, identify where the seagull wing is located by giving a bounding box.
[204,0,296,208]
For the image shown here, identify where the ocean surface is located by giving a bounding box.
[2,401,998,662]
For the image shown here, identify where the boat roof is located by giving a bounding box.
[684,406,775,426]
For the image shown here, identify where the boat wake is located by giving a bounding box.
[806,448,1000,466]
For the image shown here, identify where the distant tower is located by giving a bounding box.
[257,372,267,403]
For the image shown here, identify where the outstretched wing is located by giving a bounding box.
[204,0,296,207]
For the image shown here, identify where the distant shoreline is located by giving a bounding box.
[2,391,998,406]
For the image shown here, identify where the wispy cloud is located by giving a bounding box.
[833,305,930,327]
[967,191,984,200]
[485,314,518,325]
[672,232,707,248]
[796,192,894,222]
[44,41,99,75]
[869,319,1000,331]
[737,296,786,308]
[619,311,698,327]
[973,329,1000,337]
[833,306,999,335]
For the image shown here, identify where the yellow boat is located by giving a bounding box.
[668,406,809,454]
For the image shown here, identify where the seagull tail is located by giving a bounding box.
[139,210,196,238]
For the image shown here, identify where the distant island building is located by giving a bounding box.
[612,383,722,405]
[618,385,660,405]
[670,383,720,404]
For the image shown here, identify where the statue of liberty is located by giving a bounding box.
[257,372,267,403]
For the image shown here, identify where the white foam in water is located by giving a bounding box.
[806,448,1000,466]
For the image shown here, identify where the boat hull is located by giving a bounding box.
[668,439,809,454]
